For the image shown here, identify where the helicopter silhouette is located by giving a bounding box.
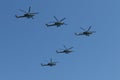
[15,6,38,19]
[46,16,67,27]
[75,26,96,36]
[56,45,73,54]
[41,58,57,67]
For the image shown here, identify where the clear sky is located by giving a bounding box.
[0,0,120,80]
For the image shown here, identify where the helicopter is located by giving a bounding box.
[75,26,96,36]
[56,45,73,54]
[15,6,38,19]
[41,58,57,67]
[46,16,67,27]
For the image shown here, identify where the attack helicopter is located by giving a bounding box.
[56,45,73,54]
[75,26,96,36]
[46,16,67,27]
[15,6,38,19]
[41,58,57,67]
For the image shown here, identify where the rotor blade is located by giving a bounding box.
[64,23,68,25]
[87,26,92,31]
[54,16,59,21]
[50,58,52,63]
[80,27,86,31]
[48,21,55,23]
[28,6,31,13]
[91,31,96,33]
[54,61,59,63]
[60,18,66,22]
[19,9,26,13]
[68,47,73,50]
[63,45,67,49]
[60,48,64,50]
[30,12,39,14]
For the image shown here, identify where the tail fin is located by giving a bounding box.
[45,24,49,27]
[41,63,44,66]
[74,33,79,36]
[56,50,59,53]
[56,50,62,53]
[15,15,20,18]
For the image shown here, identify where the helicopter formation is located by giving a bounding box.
[40,45,73,67]
[15,6,96,67]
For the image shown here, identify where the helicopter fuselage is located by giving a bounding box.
[47,63,56,66]
[41,62,56,67]
[82,31,93,36]
[24,13,34,18]
[63,50,72,53]
[47,22,64,27]
[46,16,66,27]
[46,22,64,27]
[56,49,72,54]
[83,31,92,34]
[55,22,64,25]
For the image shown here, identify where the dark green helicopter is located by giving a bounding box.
[15,6,38,19]
[56,45,73,54]
[41,58,57,67]
[46,16,67,27]
[75,26,96,36]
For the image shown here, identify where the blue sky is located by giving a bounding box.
[0,0,120,80]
